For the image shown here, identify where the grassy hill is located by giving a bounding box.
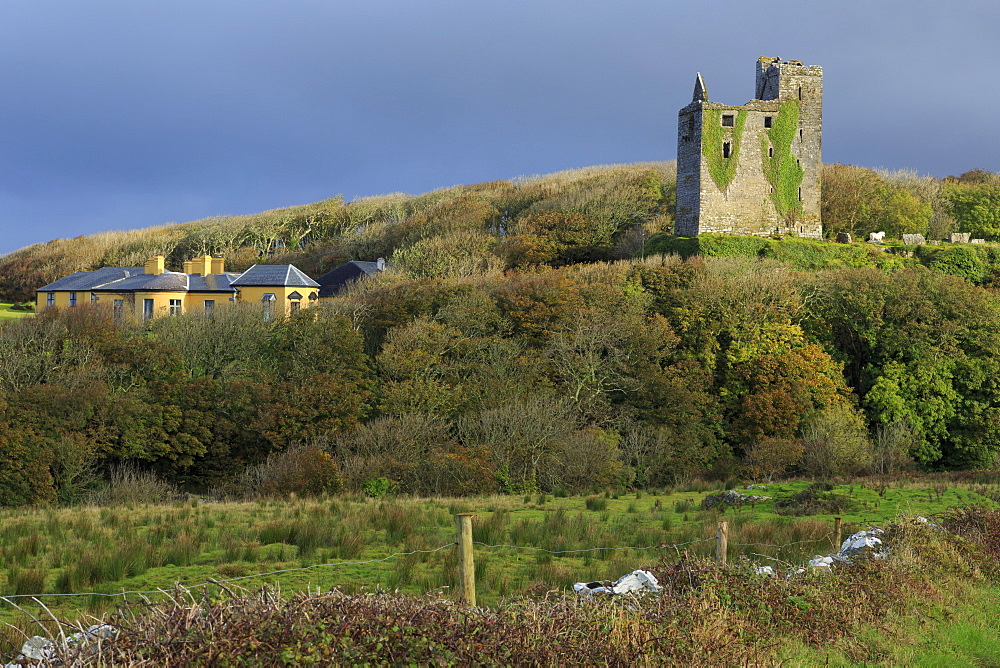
[0,162,676,302]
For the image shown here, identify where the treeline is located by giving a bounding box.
[4,250,1000,505]
[821,165,1000,241]
[0,305,372,505]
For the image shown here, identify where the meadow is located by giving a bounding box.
[3,474,998,658]
[0,303,31,319]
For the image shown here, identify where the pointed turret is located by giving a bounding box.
[692,73,708,102]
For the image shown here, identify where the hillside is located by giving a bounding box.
[4,163,1000,505]
[0,162,675,302]
[4,162,1000,304]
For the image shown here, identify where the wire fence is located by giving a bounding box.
[0,543,456,601]
[1,520,852,604]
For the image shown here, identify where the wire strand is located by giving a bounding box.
[730,532,835,549]
[472,537,715,555]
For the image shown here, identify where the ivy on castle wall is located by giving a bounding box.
[702,109,747,192]
[761,99,804,221]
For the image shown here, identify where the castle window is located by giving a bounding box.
[768,147,774,158]
[721,115,734,127]
[798,86,802,99]
[722,142,731,158]
[799,129,803,140]
[764,116,773,128]
[798,187,803,201]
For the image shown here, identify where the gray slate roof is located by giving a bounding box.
[39,263,316,295]
[188,273,242,292]
[37,266,145,292]
[316,260,384,298]
[230,264,320,288]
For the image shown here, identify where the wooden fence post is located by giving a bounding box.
[456,513,476,607]
[834,516,843,551]
[716,520,728,565]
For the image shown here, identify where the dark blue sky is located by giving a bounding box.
[2,0,998,255]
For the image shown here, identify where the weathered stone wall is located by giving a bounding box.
[675,107,703,236]
[676,58,823,239]
[770,61,823,237]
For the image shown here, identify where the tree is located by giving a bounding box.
[744,437,804,482]
[943,180,1000,240]
[456,395,577,493]
[722,323,850,449]
[870,420,915,475]
[337,414,493,496]
[0,394,55,506]
[864,359,958,466]
[821,164,932,240]
[799,405,872,478]
[376,317,471,417]
[804,266,1000,469]
[150,302,273,380]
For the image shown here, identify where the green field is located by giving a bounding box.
[0,303,32,318]
[2,475,998,656]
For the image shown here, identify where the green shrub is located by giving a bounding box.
[363,477,395,498]
[916,244,992,283]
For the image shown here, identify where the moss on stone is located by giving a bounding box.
[761,99,804,221]
[702,109,747,192]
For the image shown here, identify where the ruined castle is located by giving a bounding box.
[675,57,822,238]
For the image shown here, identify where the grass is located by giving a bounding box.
[778,585,1000,665]
[1,477,998,657]
[13,507,1000,665]
[0,303,32,319]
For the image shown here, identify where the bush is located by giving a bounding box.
[916,244,992,284]
[86,464,178,506]
[773,481,858,516]
[363,477,395,498]
[230,443,341,499]
[800,405,873,478]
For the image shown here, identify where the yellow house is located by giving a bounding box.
[36,255,320,319]
[230,263,321,317]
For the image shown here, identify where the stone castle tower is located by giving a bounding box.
[675,57,823,238]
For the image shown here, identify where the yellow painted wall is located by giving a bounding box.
[235,286,318,316]
[184,293,233,314]
[36,291,95,311]
[133,291,189,319]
